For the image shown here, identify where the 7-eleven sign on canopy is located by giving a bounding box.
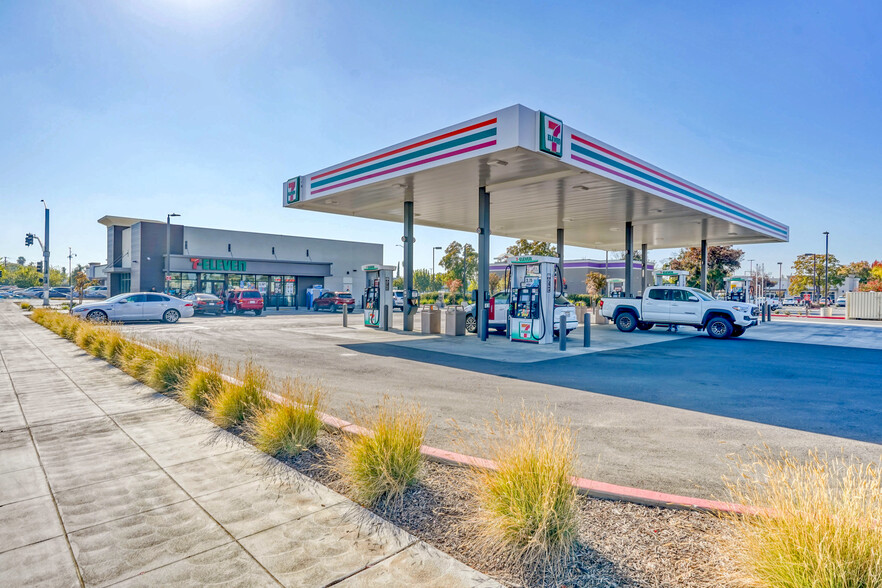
[284,176,300,204]
[539,111,563,157]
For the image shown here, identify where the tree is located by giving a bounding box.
[13,265,41,288]
[16,256,25,266]
[584,272,608,305]
[839,261,871,284]
[789,254,843,296]
[858,261,882,292]
[504,239,557,258]
[412,269,433,292]
[488,272,501,294]
[73,271,98,304]
[438,241,477,296]
[669,246,743,292]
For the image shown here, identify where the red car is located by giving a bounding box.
[312,291,355,312]
[229,289,264,316]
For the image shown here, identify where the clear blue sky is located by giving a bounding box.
[2,1,879,280]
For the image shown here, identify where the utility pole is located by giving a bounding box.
[41,200,50,307]
[778,262,783,299]
[432,246,442,290]
[165,213,180,294]
[823,231,830,306]
[68,248,76,313]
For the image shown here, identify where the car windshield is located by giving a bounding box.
[554,295,571,305]
[197,294,219,300]
[103,293,130,304]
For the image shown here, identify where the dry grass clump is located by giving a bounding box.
[120,344,160,382]
[207,361,270,428]
[177,354,225,408]
[246,377,325,457]
[724,449,882,588]
[337,396,427,507]
[146,344,198,392]
[74,321,101,352]
[468,407,580,573]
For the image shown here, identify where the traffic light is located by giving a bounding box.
[36,261,43,273]
[25,234,33,246]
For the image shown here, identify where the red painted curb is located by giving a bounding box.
[771,314,845,320]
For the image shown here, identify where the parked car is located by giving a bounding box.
[84,286,108,299]
[228,289,265,316]
[184,293,224,315]
[392,290,404,311]
[463,291,578,335]
[783,296,798,306]
[600,285,759,339]
[836,296,846,307]
[72,293,194,323]
[312,291,355,312]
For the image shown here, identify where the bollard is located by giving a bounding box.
[559,315,567,351]
[342,301,348,327]
[768,304,772,322]
[383,305,389,331]
[761,303,765,323]
[583,312,591,347]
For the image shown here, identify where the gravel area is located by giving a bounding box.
[278,432,740,588]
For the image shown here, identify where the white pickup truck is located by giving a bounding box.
[600,285,759,339]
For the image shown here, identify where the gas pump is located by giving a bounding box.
[361,264,394,329]
[504,255,561,345]
[724,277,748,302]
[653,270,688,287]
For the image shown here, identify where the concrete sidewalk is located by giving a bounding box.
[0,304,497,587]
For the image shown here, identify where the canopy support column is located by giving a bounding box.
[557,228,565,291]
[624,221,633,296]
[403,199,414,331]
[478,187,490,341]
[641,243,648,295]
[700,239,708,292]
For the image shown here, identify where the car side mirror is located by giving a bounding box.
[118,300,128,304]
[688,296,699,302]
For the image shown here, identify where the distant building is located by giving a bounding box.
[98,216,382,306]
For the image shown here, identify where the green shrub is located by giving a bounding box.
[207,362,270,428]
[338,397,427,507]
[20,302,33,311]
[724,450,882,588]
[245,377,325,457]
[470,407,579,570]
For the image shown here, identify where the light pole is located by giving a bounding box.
[432,246,442,290]
[813,253,818,302]
[165,213,180,294]
[40,200,50,306]
[68,248,76,313]
[778,261,783,300]
[824,231,830,306]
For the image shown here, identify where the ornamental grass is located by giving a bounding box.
[245,377,325,457]
[206,361,270,428]
[724,449,882,588]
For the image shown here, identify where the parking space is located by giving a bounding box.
[112,312,882,500]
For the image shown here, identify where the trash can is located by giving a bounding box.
[420,306,441,334]
[444,307,466,336]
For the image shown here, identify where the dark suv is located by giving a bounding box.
[312,291,355,312]
[229,289,264,316]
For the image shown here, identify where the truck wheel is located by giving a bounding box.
[706,317,733,339]
[731,325,745,337]
[254,309,262,317]
[636,322,653,331]
[465,314,477,333]
[615,312,637,333]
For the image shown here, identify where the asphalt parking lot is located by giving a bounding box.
[113,310,882,500]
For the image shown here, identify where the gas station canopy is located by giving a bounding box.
[283,104,788,251]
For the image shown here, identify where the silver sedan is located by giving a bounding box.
[72,293,195,323]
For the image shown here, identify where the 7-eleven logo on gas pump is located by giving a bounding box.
[539,112,563,157]
[284,176,300,204]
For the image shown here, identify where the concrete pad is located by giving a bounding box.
[89,387,177,416]
[0,429,40,474]
[55,470,189,532]
[0,466,51,506]
[68,499,230,587]
[113,542,277,587]
[337,540,502,587]
[16,390,105,426]
[239,502,414,587]
[0,391,27,431]
[40,444,161,493]
[164,448,276,497]
[195,477,344,539]
[0,494,64,553]
[140,428,249,468]
[0,536,80,587]
[113,405,219,446]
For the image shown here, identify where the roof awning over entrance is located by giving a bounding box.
[283,104,787,251]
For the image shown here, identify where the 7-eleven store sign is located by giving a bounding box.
[284,176,300,204]
[539,112,563,157]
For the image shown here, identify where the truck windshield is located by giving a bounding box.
[691,289,714,301]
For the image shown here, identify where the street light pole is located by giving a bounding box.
[432,246,442,290]
[39,200,51,306]
[778,261,783,300]
[165,213,180,294]
[68,248,76,314]
[824,231,830,306]
[748,259,755,304]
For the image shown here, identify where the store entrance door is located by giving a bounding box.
[200,274,226,296]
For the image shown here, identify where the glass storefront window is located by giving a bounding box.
[167,273,198,298]
[119,274,131,294]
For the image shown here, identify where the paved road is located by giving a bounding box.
[109,310,882,501]
[0,304,496,587]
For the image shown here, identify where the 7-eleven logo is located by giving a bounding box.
[284,176,300,204]
[539,112,563,157]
